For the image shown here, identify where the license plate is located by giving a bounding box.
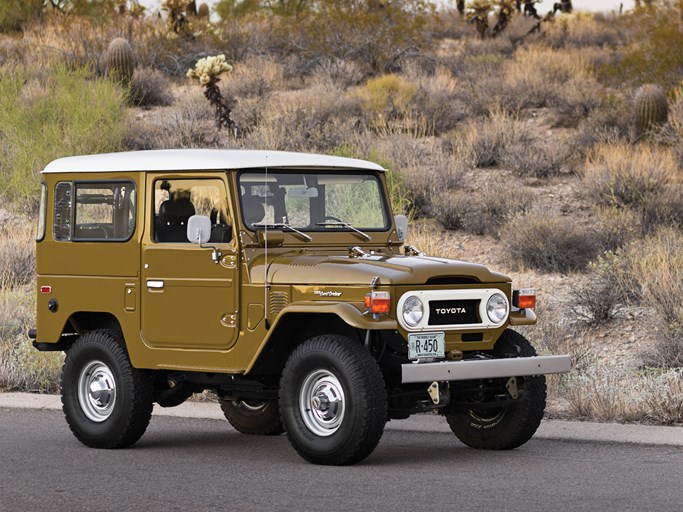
[408,332,445,360]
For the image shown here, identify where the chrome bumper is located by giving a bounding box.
[401,355,572,384]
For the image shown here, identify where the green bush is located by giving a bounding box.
[0,64,126,205]
[0,0,42,33]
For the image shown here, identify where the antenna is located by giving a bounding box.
[264,155,269,327]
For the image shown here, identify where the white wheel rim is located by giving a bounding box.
[299,370,346,437]
[78,360,117,422]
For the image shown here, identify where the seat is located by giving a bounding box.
[210,198,232,243]
[241,194,266,227]
[156,197,195,242]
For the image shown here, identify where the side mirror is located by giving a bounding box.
[394,215,408,243]
[187,215,211,244]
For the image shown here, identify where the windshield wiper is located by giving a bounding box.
[316,219,371,241]
[253,223,312,242]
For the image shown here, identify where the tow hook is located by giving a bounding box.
[506,377,518,399]
[427,381,449,406]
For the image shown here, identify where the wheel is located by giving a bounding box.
[445,329,547,450]
[220,399,284,435]
[61,330,154,449]
[279,335,387,465]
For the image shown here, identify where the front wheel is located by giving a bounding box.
[445,329,547,450]
[61,330,154,449]
[279,335,387,465]
[220,399,284,435]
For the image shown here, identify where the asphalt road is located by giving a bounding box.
[1,409,681,512]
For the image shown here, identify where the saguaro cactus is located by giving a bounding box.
[634,84,668,137]
[197,2,210,18]
[105,37,134,86]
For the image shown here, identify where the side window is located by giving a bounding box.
[53,181,73,241]
[73,182,136,241]
[36,183,47,242]
[154,178,231,244]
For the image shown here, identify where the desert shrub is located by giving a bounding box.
[653,87,683,165]
[0,64,126,205]
[499,138,573,178]
[608,4,683,90]
[268,0,436,73]
[124,90,215,150]
[594,206,640,252]
[569,254,625,325]
[409,66,470,135]
[582,144,683,229]
[0,287,62,393]
[542,11,625,49]
[499,46,592,111]
[130,67,174,107]
[446,110,532,168]
[0,221,35,289]
[572,91,632,154]
[232,84,359,152]
[552,75,604,128]
[222,55,284,99]
[310,58,366,89]
[435,183,534,237]
[0,0,42,33]
[624,228,683,362]
[371,136,465,217]
[502,213,600,273]
[355,74,417,132]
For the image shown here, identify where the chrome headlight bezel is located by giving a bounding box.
[402,295,424,327]
[486,293,509,324]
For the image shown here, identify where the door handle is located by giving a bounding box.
[146,280,165,289]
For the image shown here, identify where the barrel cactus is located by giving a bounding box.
[197,2,210,18]
[105,37,135,87]
[634,84,668,137]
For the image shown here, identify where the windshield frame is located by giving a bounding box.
[237,169,392,234]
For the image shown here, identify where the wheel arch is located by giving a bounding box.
[247,302,397,377]
[38,312,125,352]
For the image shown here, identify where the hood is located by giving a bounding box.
[256,253,510,285]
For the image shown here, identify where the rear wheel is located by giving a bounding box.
[61,330,154,449]
[220,399,284,435]
[279,335,387,465]
[445,329,547,450]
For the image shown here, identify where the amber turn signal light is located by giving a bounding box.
[513,288,536,310]
[364,291,391,315]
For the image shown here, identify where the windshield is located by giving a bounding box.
[238,171,389,232]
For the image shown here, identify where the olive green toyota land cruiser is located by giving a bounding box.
[30,149,570,465]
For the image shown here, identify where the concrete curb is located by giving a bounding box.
[1,392,681,446]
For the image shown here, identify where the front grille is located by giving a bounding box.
[428,299,480,326]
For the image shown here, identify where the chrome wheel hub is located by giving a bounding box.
[78,361,116,422]
[299,370,345,437]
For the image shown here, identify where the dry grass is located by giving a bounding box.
[0,220,35,289]
[582,144,683,230]
[446,110,532,168]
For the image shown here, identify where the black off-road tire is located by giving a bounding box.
[279,335,387,466]
[220,399,284,435]
[445,329,547,450]
[61,329,154,449]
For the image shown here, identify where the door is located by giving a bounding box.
[140,174,238,351]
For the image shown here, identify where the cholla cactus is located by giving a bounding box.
[187,55,235,130]
[467,0,493,39]
[162,0,189,33]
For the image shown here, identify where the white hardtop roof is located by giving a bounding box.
[42,149,385,174]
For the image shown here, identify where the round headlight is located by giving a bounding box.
[402,296,424,327]
[486,293,508,324]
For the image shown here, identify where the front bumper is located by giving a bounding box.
[401,355,571,384]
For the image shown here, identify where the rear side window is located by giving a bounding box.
[53,182,73,241]
[53,181,136,242]
[36,183,47,242]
